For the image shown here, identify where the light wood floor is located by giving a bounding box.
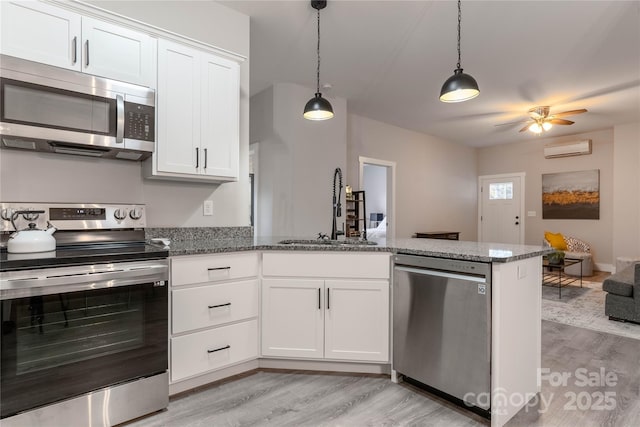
[123,320,639,427]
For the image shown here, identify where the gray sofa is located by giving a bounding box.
[603,263,640,323]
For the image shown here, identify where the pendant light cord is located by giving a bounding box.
[456,0,462,69]
[316,7,321,93]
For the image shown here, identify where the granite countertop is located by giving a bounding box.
[166,236,551,263]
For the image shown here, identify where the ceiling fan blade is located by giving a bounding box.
[549,109,588,118]
[519,123,532,132]
[549,119,575,125]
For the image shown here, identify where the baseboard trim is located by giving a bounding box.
[595,262,614,273]
[258,358,390,374]
[169,358,391,395]
[169,360,259,396]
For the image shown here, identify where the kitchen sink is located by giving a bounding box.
[278,239,378,246]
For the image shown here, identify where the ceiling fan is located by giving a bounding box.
[498,106,588,134]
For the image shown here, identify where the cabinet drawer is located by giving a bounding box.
[171,252,259,286]
[262,252,391,279]
[172,279,258,334]
[171,319,258,382]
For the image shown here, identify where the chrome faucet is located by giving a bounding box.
[331,167,344,240]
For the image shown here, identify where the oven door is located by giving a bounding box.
[0,260,168,419]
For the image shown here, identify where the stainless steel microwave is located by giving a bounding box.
[0,55,155,161]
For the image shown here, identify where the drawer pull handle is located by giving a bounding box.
[208,302,231,309]
[207,345,230,354]
[207,266,231,271]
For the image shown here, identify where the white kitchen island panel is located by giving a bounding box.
[491,256,542,427]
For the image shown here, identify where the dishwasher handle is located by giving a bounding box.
[394,265,487,283]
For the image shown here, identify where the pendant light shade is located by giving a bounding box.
[439,68,479,103]
[440,0,479,103]
[304,0,334,120]
[304,92,334,120]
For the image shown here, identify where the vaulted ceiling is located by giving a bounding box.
[219,1,640,147]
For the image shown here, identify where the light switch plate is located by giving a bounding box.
[527,211,536,217]
[203,200,214,216]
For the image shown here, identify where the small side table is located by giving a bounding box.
[542,257,583,298]
[414,231,460,240]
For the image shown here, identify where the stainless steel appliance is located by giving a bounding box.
[393,254,491,413]
[0,55,155,160]
[0,202,169,426]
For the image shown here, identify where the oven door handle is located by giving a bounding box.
[1,264,168,299]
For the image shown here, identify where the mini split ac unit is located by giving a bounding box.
[543,140,592,159]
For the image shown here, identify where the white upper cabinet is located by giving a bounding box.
[200,53,239,178]
[81,17,155,87]
[1,1,81,71]
[0,1,156,87]
[150,38,240,182]
[156,39,201,175]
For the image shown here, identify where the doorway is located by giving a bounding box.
[359,156,396,239]
[478,173,525,244]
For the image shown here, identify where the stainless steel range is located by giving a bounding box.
[0,202,169,427]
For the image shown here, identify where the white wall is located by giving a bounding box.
[0,0,251,227]
[251,83,347,237]
[613,122,640,263]
[347,114,478,240]
[477,129,614,269]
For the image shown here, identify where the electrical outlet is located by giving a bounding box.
[203,200,214,216]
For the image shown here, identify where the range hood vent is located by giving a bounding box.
[50,142,109,158]
[544,140,592,159]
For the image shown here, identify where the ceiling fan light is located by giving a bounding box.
[439,68,480,103]
[529,122,542,134]
[303,92,334,120]
[542,121,553,131]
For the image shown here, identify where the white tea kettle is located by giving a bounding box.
[8,221,57,253]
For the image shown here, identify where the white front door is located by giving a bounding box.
[479,174,525,244]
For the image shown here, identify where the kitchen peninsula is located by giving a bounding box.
[155,231,549,427]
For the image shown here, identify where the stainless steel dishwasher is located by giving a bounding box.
[393,254,491,412]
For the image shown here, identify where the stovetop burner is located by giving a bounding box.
[0,202,168,272]
[1,242,168,272]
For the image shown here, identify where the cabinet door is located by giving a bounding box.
[200,53,240,179]
[157,39,201,175]
[81,16,156,87]
[324,280,389,362]
[261,279,324,358]
[0,1,81,71]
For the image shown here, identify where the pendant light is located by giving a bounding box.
[303,0,334,120]
[439,0,480,103]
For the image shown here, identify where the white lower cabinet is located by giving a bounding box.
[261,252,390,362]
[261,279,324,359]
[324,280,389,361]
[170,253,259,383]
[171,320,258,382]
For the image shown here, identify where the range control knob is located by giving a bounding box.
[114,208,128,220]
[129,207,143,220]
